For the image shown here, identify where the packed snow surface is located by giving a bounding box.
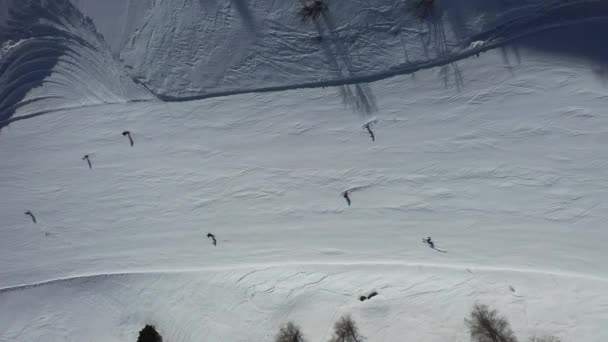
[2,0,608,341]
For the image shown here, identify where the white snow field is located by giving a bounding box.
[2,0,608,341]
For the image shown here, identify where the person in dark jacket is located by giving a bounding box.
[342,191,351,206]
[122,131,134,147]
[25,210,36,223]
[82,154,92,169]
[364,123,375,142]
[207,233,217,246]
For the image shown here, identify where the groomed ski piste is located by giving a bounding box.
[2,0,608,341]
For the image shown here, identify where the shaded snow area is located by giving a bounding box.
[72,0,608,100]
[2,0,608,341]
[0,0,151,123]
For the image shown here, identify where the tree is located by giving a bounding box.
[465,304,518,342]
[276,322,307,342]
[298,0,328,22]
[329,315,364,342]
[137,325,163,342]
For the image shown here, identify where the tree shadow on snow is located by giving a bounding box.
[313,10,378,117]
[414,4,465,91]
[230,0,259,37]
[463,0,608,83]
[516,20,608,84]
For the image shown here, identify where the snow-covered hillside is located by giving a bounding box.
[72,0,608,100]
[2,0,608,341]
[0,0,151,123]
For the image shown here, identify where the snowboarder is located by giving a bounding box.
[363,122,375,142]
[82,154,92,169]
[207,233,217,246]
[122,130,134,147]
[25,210,36,223]
[423,236,434,249]
[342,191,351,206]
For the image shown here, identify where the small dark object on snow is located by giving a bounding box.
[367,291,378,300]
[423,236,447,253]
[122,130,134,147]
[82,154,92,169]
[25,210,36,223]
[207,233,217,246]
[359,296,367,302]
[363,123,375,142]
[509,286,515,292]
[342,191,351,206]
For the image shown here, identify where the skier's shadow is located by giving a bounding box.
[432,247,447,253]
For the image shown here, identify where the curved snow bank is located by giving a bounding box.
[0,0,151,124]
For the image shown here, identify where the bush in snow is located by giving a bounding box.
[465,304,518,342]
[529,336,561,342]
[329,315,364,342]
[137,325,163,342]
[299,0,328,21]
[276,322,307,342]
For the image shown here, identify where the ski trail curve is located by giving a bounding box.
[2,260,607,294]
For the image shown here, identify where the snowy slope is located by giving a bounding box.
[69,0,153,55]
[0,0,151,124]
[3,0,608,123]
[2,32,608,341]
[74,0,608,100]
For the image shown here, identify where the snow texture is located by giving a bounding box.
[2,0,608,341]
[0,0,151,123]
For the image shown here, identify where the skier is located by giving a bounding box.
[363,123,375,142]
[342,191,351,206]
[122,130,134,147]
[25,210,36,223]
[82,154,92,169]
[422,236,434,249]
[207,233,217,246]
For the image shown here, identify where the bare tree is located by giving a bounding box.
[529,336,561,342]
[298,0,328,22]
[137,325,162,342]
[465,304,518,342]
[329,315,364,342]
[276,322,306,342]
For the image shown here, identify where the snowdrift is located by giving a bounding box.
[0,0,151,124]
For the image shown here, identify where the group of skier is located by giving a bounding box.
[23,121,442,251]
[80,131,133,170]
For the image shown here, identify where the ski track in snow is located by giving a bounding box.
[2,260,608,294]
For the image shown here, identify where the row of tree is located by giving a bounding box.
[137,304,562,342]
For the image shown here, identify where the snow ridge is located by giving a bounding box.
[2,260,608,295]
[0,0,151,124]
